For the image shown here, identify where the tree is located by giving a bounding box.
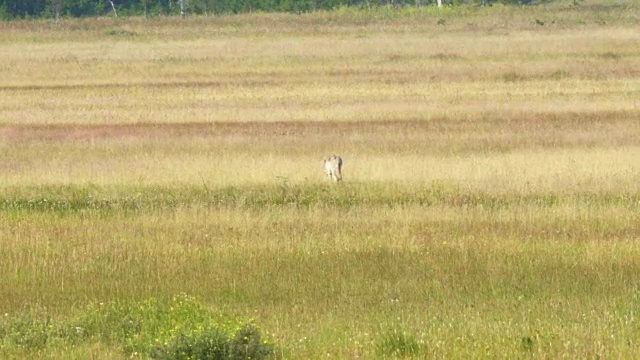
[107,0,118,17]
[47,0,64,22]
[140,0,148,16]
[3,0,46,18]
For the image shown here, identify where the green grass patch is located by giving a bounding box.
[2,183,640,216]
[375,325,422,358]
[0,294,273,359]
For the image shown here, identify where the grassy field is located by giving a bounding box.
[1,1,640,358]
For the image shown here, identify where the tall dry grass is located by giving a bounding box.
[1,2,640,358]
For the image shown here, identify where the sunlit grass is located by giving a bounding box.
[1,8,638,127]
[1,185,640,357]
[1,136,639,192]
[1,1,640,358]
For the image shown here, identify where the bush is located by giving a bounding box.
[151,323,272,360]
[0,294,273,359]
[76,294,273,359]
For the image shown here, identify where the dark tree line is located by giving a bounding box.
[0,0,543,19]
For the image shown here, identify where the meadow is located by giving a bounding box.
[1,1,640,358]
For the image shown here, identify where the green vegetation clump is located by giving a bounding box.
[376,326,422,358]
[0,294,273,359]
[151,322,272,360]
[2,183,639,216]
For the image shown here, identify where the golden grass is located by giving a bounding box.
[1,3,640,358]
[1,11,638,126]
[2,115,639,191]
[2,195,640,357]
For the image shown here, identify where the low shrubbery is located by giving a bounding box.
[0,294,273,359]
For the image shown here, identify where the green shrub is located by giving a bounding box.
[150,323,272,360]
[228,323,273,359]
[151,326,229,360]
[0,294,273,359]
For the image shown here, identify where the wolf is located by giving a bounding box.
[324,155,343,182]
